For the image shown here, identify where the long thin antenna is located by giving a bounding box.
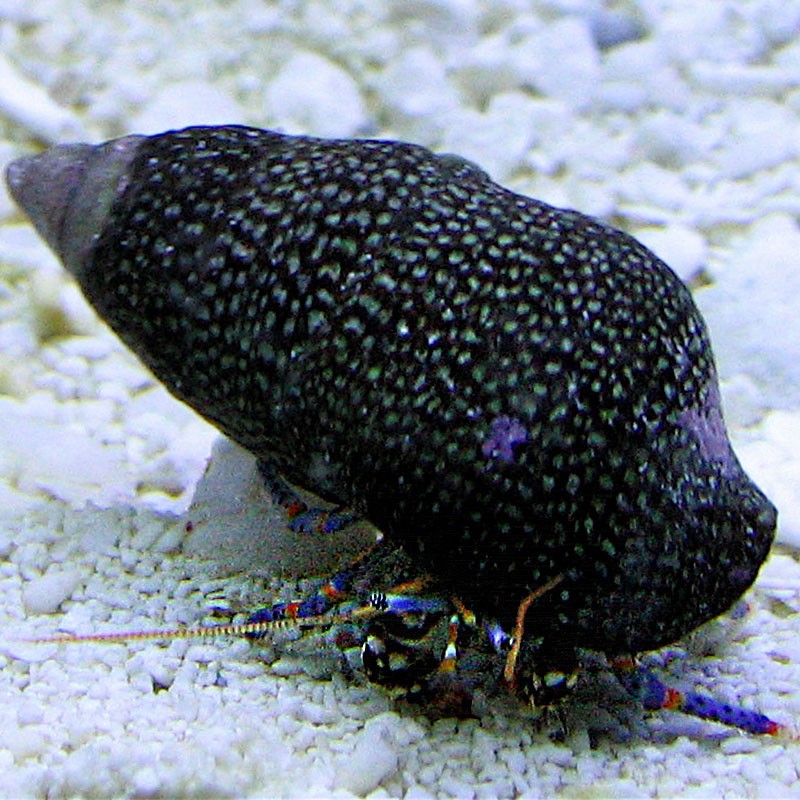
[20,605,380,646]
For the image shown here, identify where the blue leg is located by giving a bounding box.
[244,562,361,636]
[257,459,359,534]
[611,656,783,736]
[244,553,450,644]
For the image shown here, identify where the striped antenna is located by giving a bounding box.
[21,605,381,646]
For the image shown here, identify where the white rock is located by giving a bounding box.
[589,6,646,50]
[774,35,800,70]
[16,700,45,726]
[759,411,800,547]
[696,214,800,408]
[595,80,648,113]
[633,224,708,282]
[0,397,132,506]
[633,110,720,168]
[0,0,44,24]
[690,62,797,97]
[0,53,88,142]
[439,92,540,183]
[603,40,693,112]
[125,412,173,459]
[711,100,799,180]
[563,179,616,219]
[721,373,769,430]
[0,726,45,759]
[130,81,245,135]
[0,142,20,220]
[602,38,668,82]
[656,4,759,64]
[511,17,600,111]
[761,3,800,46]
[389,0,480,38]
[373,46,460,124]
[131,766,161,796]
[757,553,800,594]
[240,6,282,36]
[616,162,690,213]
[22,567,84,614]
[66,507,123,554]
[0,223,60,272]
[57,336,115,362]
[264,51,368,138]
[333,726,399,795]
[746,410,800,548]
[450,32,522,106]
[92,357,153,393]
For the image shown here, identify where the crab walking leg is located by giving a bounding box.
[611,656,785,736]
[257,459,360,535]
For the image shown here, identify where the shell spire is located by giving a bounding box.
[5,135,143,279]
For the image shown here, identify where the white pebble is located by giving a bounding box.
[16,700,45,726]
[0,143,19,220]
[0,407,130,506]
[696,214,800,408]
[712,100,799,179]
[511,17,601,111]
[617,162,690,215]
[633,224,707,282]
[374,46,460,123]
[22,567,83,614]
[0,726,45,759]
[720,736,760,755]
[603,41,692,111]
[92,358,152,392]
[439,96,538,183]
[438,775,475,799]
[589,6,646,50]
[0,53,88,142]
[451,32,522,106]
[690,62,796,96]
[270,658,305,677]
[265,51,368,138]
[132,766,161,796]
[0,223,60,272]
[763,5,800,46]
[57,336,115,361]
[125,412,173,457]
[595,79,648,114]
[633,110,718,168]
[754,411,800,548]
[602,38,667,82]
[130,81,245,136]
[756,553,800,594]
[333,727,399,795]
[721,373,768,430]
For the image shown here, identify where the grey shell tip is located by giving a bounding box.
[5,144,97,261]
[5,135,144,277]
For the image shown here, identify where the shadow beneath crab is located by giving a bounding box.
[180,437,376,577]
